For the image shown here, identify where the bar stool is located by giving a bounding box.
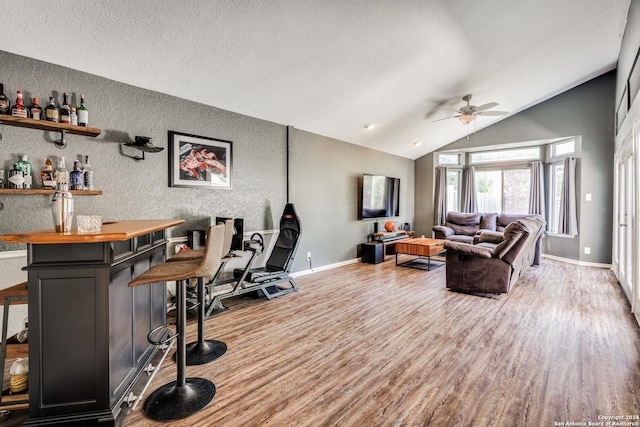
[128,223,225,421]
[168,219,234,365]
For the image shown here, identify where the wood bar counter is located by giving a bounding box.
[0,219,184,426]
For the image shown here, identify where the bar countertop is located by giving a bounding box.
[0,219,185,244]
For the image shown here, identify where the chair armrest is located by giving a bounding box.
[432,225,454,238]
[476,231,504,244]
[444,241,493,258]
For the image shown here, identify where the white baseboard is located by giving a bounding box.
[292,258,360,277]
[542,253,611,269]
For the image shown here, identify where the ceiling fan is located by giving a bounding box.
[432,94,508,124]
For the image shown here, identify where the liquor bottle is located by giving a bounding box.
[7,164,25,189]
[70,160,83,190]
[16,155,32,189]
[0,83,10,115]
[11,90,28,118]
[77,94,88,127]
[55,156,69,189]
[59,92,71,124]
[45,96,59,122]
[70,107,78,125]
[30,97,43,120]
[40,158,56,189]
[83,155,94,190]
[9,357,28,394]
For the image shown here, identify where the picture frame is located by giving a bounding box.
[168,131,232,189]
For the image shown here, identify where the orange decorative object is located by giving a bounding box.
[384,221,396,232]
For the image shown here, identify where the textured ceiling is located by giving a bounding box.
[0,0,630,159]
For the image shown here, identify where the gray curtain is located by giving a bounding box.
[558,157,578,235]
[529,161,546,217]
[462,166,477,213]
[434,166,447,225]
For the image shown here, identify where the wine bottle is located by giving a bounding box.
[16,155,32,189]
[59,92,71,124]
[11,90,28,118]
[30,97,44,120]
[70,160,83,190]
[6,318,28,344]
[45,96,60,122]
[77,94,88,127]
[70,107,78,125]
[0,83,10,115]
[7,164,25,189]
[40,158,56,189]
[55,156,69,189]
[83,155,94,190]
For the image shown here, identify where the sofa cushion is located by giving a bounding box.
[477,231,504,244]
[445,212,482,236]
[497,213,529,232]
[479,213,498,231]
[446,234,475,244]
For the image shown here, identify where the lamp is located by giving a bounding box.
[458,114,476,124]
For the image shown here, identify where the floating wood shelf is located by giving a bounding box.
[0,189,102,195]
[0,115,101,137]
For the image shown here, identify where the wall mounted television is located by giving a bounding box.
[359,174,400,219]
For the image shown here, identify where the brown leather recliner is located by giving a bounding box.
[443,216,546,294]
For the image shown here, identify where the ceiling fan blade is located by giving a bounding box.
[431,115,461,122]
[477,111,508,116]
[475,102,499,111]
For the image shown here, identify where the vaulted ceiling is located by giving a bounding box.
[1,0,631,159]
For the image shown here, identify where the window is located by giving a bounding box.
[438,153,461,165]
[551,140,575,157]
[470,147,540,164]
[549,162,564,233]
[476,169,530,213]
[446,170,461,212]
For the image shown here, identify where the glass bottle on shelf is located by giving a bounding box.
[45,96,60,122]
[6,317,28,344]
[55,156,69,190]
[40,158,57,189]
[70,160,83,190]
[0,83,10,115]
[83,155,94,190]
[11,90,28,118]
[16,154,32,189]
[70,106,78,125]
[59,92,71,124]
[7,163,25,189]
[30,97,43,120]
[9,357,28,394]
[77,94,88,127]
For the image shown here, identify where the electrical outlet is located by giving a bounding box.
[306,252,311,260]
[584,247,591,255]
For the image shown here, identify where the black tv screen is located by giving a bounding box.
[360,174,400,219]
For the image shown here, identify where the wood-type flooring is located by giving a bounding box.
[5,257,640,426]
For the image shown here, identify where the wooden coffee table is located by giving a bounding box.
[395,238,446,271]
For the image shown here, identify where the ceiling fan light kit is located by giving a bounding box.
[432,93,508,124]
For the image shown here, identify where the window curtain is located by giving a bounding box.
[529,161,546,217]
[462,166,477,213]
[558,157,578,235]
[434,166,447,225]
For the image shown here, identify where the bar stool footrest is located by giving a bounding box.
[147,322,177,346]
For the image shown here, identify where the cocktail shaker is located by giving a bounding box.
[51,183,74,233]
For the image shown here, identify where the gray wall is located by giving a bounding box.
[0,50,415,287]
[289,128,415,272]
[414,71,616,264]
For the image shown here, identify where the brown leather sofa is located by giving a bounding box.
[443,216,546,294]
[433,211,544,265]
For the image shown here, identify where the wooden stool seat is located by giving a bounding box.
[129,223,225,422]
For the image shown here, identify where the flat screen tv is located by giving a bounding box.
[359,174,400,219]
